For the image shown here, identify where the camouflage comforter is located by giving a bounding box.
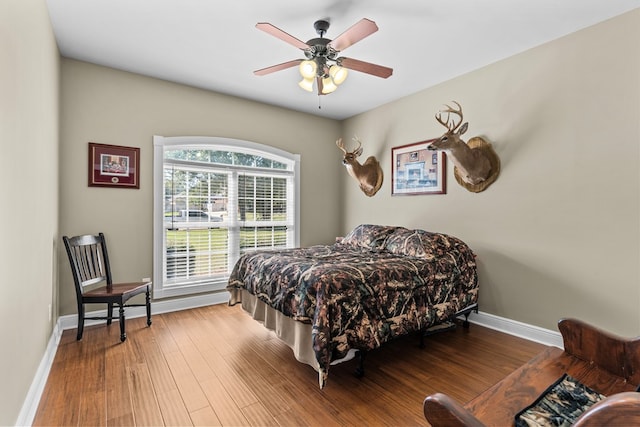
[227,224,478,387]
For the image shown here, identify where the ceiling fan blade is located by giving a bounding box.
[339,57,393,78]
[256,23,309,50]
[328,18,378,52]
[254,59,302,76]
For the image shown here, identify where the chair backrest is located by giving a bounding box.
[63,233,113,295]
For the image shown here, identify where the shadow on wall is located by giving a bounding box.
[474,247,606,331]
[496,65,565,173]
[375,128,393,160]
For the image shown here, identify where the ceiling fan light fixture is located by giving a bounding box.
[329,65,348,85]
[256,18,392,97]
[321,76,337,94]
[299,60,317,79]
[298,77,314,92]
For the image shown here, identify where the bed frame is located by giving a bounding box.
[352,303,478,378]
[423,318,640,426]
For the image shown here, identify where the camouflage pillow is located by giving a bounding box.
[422,231,461,259]
[384,229,428,259]
[340,224,399,251]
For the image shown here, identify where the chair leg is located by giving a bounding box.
[107,302,114,325]
[146,288,152,327]
[119,305,126,342]
[77,305,85,341]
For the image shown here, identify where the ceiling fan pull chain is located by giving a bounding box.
[318,95,322,110]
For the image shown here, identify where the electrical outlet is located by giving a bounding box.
[142,277,151,282]
[48,304,52,322]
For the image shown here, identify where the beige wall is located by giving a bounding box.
[0,0,60,424]
[59,59,343,315]
[341,10,640,336]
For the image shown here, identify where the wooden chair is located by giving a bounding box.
[423,318,640,426]
[63,233,152,342]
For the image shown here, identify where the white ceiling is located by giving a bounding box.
[46,0,639,120]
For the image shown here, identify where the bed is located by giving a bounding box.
[227,224,479,388]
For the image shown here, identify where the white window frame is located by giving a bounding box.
[153,135,300,299]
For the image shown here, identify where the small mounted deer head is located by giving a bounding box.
[336,137,383,197]
[428,101,498,189]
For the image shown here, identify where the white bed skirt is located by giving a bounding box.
[229,288,356,387]
[231,288,320,369]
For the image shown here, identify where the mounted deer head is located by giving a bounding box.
[428,101,499,190]
[336,137,383,197]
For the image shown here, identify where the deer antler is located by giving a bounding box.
[435,101,464,133]
[337,137,364,157]
[352,136,362,149]
[351,136,363,157]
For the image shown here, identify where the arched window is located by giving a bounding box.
[153,136,300,298]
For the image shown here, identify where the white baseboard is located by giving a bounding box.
[57,291,230,331]
[464,310,564,349]
[21,295,560,426]
[15,322,62,426]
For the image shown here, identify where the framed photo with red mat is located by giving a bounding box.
[88,142,140,189]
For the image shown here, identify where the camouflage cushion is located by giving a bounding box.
[515,374,606,427]
[340,224,399,251]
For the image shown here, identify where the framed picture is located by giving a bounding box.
[391,139,446,195]
[88,142,140,188]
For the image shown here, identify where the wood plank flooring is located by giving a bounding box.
[34,304,548,426]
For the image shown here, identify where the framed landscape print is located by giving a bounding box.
[391,139,446,195]
[88,142,140,188]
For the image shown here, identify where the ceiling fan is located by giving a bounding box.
[254,18,393,95]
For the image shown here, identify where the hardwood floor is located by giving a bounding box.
[34,304,548,426]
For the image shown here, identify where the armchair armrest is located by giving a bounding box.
[572,392,640,427]
[423,393,485,427]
